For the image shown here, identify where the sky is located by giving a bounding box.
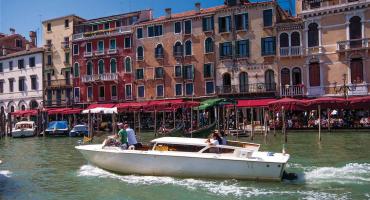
[0,0,294,46]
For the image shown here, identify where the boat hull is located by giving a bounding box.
[11,130,35,138]
[76,145,286,181]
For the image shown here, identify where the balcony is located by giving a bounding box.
[305,46,323,55]
[217,83,276,95]
[280,85,305,97]
[81,73,118,83]
[44,43,53,52]
[44,79,72,88]
[220,55,233,60]
[280,46,303,57]
[107,48,118,55]
[136,56,144,61]
[61,42,70,51]
[173,51,183,58]
[94,50,105,56]
[72,26,132,41]
[98,97,105,102]
[155,53,164,59]
[337,38,370,52]
[84,52,93,57]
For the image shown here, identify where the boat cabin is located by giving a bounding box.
[15,121,35,130]
[150,137,261,158]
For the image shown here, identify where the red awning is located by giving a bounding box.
[268,98,307,111]
[86,104,116,109]
[11,110,38,116]
[116,102,149,111]
[306,97,348,109]
[116,99,199,112]
[350,96,370,109]
[61,108,83,115]
[47,108,67,115]
[235,99,276,108]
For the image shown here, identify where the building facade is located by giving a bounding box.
[0,47,44,115]
[72,10,152,106]
[0,29,36,56]
[42,15,85,107]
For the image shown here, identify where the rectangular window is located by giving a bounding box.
[263,9,273,27]
[183,65,194,80]
[18,78,25,92]
[125,84,132,100]
[174,22,182,34]
[74,87,80,102]
[124,37,131,48]
[65,52,70,64]
[219,16,231,33]
[65,19,69,28]
[203,63,213,78]
[9,79,14,92]
[110,39,116,50]
[18,59,24,69]
[202,17,214,32]
[185,83,194,96]
[261,37,276,56]
[235,13,248,31]
[175,84,182,96]
[137,28,143,39]
[92,24,98,31]
[47,55,52,65]
[97,41,104,52]
[184,20,192,34]
[99,86,105,99]
[104,22,110,30]
[9,61,13,71]
[73,44,79,55]
[31,76,37,90]
[219,42,233,58]
[116,20,121,27]
[16,39,22,48]
[155,67,164,79]
[236,40,249,57]
[47,23,51,31]
[136,69,144,80]
[29,57,35,67]
[174,65,182,78]
[0,63,3,72]
[111,85,117,99]
[148,25,162,37]
[87,86,93,99]
[0,80,3,94]
[156,85,164,97]
[148,26,154,37]
[205,81,215,94]
[86,42,92,53]
[137,85,145,98]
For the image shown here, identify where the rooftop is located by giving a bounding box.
[0,47,44,60]
[42,14,85,24]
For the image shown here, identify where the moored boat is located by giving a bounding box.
[44,121,69,136]
[186,121,216,138]
[11,121,36,138]
[75,137,290,181]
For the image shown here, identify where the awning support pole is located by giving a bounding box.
[318,105,321,142]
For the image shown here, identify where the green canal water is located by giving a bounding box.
[1,132,370,200]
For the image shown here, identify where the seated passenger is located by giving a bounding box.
[102,123,124,149]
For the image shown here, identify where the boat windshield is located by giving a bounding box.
[15,123,33,129]
[154,143,204,153]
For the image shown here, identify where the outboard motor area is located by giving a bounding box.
[282,171,298,181]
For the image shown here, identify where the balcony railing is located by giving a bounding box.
[280,46,302,57]
[61,42,70,50]
[81,73,118,83]
[44,43,53,52]
[94,50,105,56]
[155,53,164,59]
[173,51,183,58]
[217,83,276,95]
[305,46,323,55]
[72,26,132,41]
[107,48,117,54]
[337,38,370,51]
[84,51,93,57]
[44,79,72,88]
[280,85,305,97]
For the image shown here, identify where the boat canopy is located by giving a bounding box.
[195,98,234,110]
[151,137,210,147]
[47,121,68,130]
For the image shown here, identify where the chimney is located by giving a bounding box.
[9,28,15,34]
[195,2,201,13]
[29,31,37,47]
[2,46,6,56]
[165,8,172,19]
[26,43,30,51]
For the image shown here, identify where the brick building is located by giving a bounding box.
[72,10,152,106]
[0,29,36,56]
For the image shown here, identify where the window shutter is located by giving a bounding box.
[218,17,222,32]
[246,40,250,57]
[272,37,276,54]
[245,13,249,30]
[202,18,207,31]
[211,17,214,30]
[261,38,265,56]
[219,43,223,57]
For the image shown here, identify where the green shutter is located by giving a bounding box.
[261,38,265,56]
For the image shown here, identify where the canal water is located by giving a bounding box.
[1,132,370,200]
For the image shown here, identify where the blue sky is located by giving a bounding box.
[0,0,293,45]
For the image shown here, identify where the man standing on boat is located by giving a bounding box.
[124,123,139,149]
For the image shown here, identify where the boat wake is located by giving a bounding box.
[0,170,12,178]
[77,165,350,199]
[301,163,370,185]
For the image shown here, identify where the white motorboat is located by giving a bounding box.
[75,137,290,181]
[11,121,36,138]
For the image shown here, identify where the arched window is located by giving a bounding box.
[309,62,320,87]
[205,37,214,53]
[281,68,290,86]
[349,16,362,48]
[308,23,319,47]
[173,41,183,57]
[239,72,248,93]
[125,57,131,73]
[265,70,275,91]
[155,44,164,58]
[292,67,302,85]
[0,106,4,113]
[10,106,15,113]
[222,73,231,93]
[291,32,300,46]
[137,46,144,60]
[110,59,116,73]
[279,33,289,47]
[351,58,363,84]
[87,61,93,76]
[98,60,104,74]
[74,62,79,77]
[185,40,192,56]
[21,105,26,111]
[29,100,38,109]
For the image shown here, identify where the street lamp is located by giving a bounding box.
[333,74,357,99]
